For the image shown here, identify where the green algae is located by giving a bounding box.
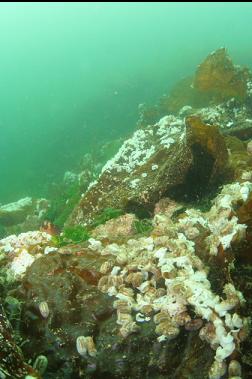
[43,182,81,229]
[63,225,90,243]
[52,225,90,247]
[133,219,153,235]
[92,207,124,228]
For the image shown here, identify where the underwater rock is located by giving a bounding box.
[68,115,228,226]
[0,197,34,226]
[185,115,228,182]
[0,303,40,379]
[63,170,79,185]
[9,245,201,378]
[225,136,252,181]
[154,197,182,217]
[247,140,252,155]
[40,139,125,231]
[2,177,252,378]
[137,103,159,129]
[157,77,207,116]
[0,197,49,238]
[9,248,114,378]
[136,49,252,122]
[194,48,249,102]
[223,123,252,140]
[195,98,252,134]
[0,231,54,281]
[172,95,252,142]
[235,189,252,264]
[91,213,137,241]
[2,49,252,379]
[88,178,250,378]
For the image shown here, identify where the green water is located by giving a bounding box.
[1,2,252,203]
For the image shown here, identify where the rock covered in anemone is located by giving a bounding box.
[0,231,56,280]
[1,48,252,378]
[93,178,252,378]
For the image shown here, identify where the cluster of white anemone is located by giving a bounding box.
[0,231,56,278]
[92,179,251,379]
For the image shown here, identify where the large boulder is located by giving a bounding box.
[0,197,34,226]
[137,49,252,126]
[2,49,252,379]
[194,48,249,102]
[0,197,49,235]
[8,247,114,378]
[91,213,137,242]
[67,115,228,226]
[1,178,251,378]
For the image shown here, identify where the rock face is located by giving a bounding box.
[137,48,252,123]
[10,248,114,378]
[91,213,137,241]
[0,304,41,378]
[0,231,54,280]
[225,136,252,181]
[0,197,49,237]
[68,115,228,226]
[194,48,249,101]
[0,197,34,226]
[2,49,252,379]
[68,50,252,228]
[2,180,251,379]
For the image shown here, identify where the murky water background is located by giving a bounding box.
[1,2,252,202]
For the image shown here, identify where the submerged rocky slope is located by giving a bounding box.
[1,49,252,379]
[67,48,252,227]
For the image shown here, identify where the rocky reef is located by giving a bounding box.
[1,49,252,379]
[194,48,249,102]
[137,48,252,127]
[67,49,252,228]
[67,114,229,226]
[0,198,49,238]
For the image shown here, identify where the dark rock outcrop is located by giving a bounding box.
[68,115,228,226]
